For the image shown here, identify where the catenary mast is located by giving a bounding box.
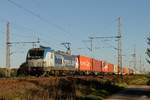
[6,22,11,77]
[117,17,123,75]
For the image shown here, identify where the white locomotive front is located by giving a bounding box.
[26,46,54,67]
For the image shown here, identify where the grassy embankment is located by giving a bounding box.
[123,74,150,85]
[0,68,150,100]
[0,76,125,100]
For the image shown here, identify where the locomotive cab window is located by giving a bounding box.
[27,49,44,59]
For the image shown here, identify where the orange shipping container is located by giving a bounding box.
[92,59,102,72]
[108,63,114,73]
[102,61,109,73]
[123,67,129,75]
[77,55,92,71]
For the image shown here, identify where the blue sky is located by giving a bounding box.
[0,0,150,71]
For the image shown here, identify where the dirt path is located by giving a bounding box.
[104,85,150,100]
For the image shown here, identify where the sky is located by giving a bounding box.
[0,0,150,71]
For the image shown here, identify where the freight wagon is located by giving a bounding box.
[92,58,102,73]
[77,55,92,72]
[102,63,120,74]
[76,55,102,74]
[102,61,108,73]
[114,65,120,74]
[122,67,129,75]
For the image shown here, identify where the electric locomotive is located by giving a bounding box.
[17,46,77,76]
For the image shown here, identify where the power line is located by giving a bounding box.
[82,40,92,51]
[0,17,38,41]
[12,34,35,40]
[88,36,120,52]
[31,0,41,9]
[40,38,61,49]
[11,23,39,36]
[12,25,64,49]
[0,17,38,35]
[0,17,62,48]
[7,0,70,35]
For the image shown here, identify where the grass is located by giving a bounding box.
[123,74,150,85]
[1,67,150,100]
[1,71,150,99]
[0,76,125,100]
[0,68,18,77]
[1,71,150,100]
[76,95,102,100]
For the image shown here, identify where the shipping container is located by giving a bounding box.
[122,67,129,75]
[108,63,114,73]
[77,55,92,71]
[92,58,102,72]
[114,65,119,74]
[102,61,109,73]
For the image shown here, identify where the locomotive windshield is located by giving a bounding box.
[27,49,44,59]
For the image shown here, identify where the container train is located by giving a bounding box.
[17,46,134,76]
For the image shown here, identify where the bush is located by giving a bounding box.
[0,68,6,77]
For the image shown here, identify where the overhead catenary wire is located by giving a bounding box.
[11,23,39,36]
[39,38,62,49]
[0,17,60,48]
[0,17,62,52]
[0,18,38,43]
[7,0,72,47]
[12,22,70,46]
[7,0,71,35]
[31,0,41,9]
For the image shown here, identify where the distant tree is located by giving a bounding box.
[146,35,150,64]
